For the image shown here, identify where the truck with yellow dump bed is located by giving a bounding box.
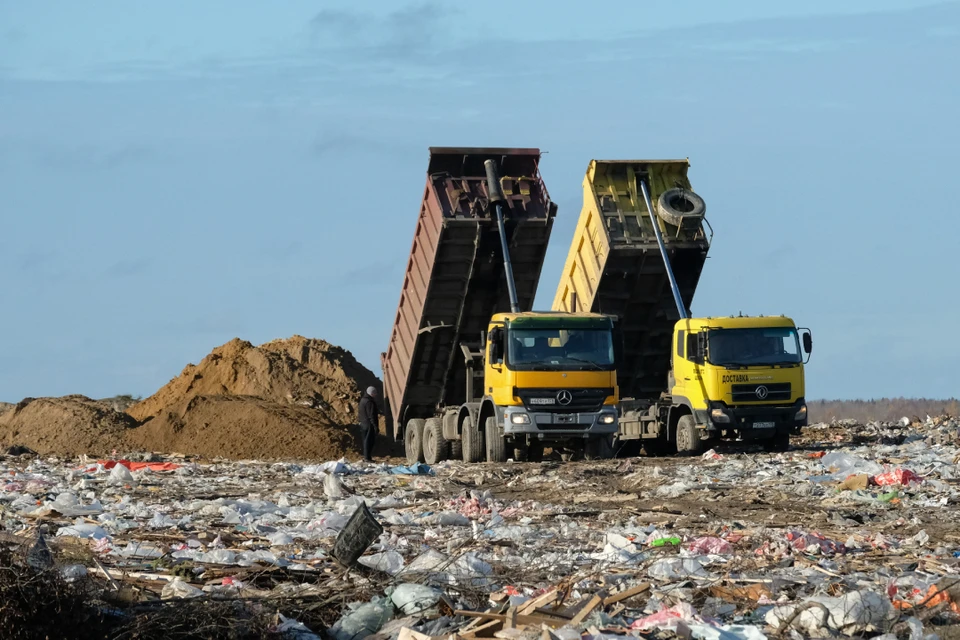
[381,148,620,464]
[552,158,812,454]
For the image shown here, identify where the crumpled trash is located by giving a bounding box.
[391,583,441,615]
[56,522,110,540]
[686,536,734,556]
[819,452,883,479]
[329,597,392,640]
[765,589,898,635]
[593,533,645,564]
[274,614,321,639]
[60,564,88,582]
[786,530,845,555]
[324,474,347,498]
[161,578,204,600]
[873,468,923,486]
[359,550,405,575]
[388,462,434,476]
[648,557,710,580]
[107,463,135,485]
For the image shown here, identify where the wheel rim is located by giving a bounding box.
[423,429,434,460]
[677,428,689,451]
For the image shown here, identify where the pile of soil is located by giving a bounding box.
[127,336,380,427]
[126,395,363,461]
[0,395,137,457]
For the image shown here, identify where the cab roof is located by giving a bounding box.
[678,315,797,331]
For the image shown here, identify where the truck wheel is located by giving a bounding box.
[485,417,507,463]
[656,187,706,228]
[404,419,426,464]
[675,415,702,455]
[422,418,449,465]
[450,439,462,460]
[764,432,790,453]
[585,435,614,460]
[461,415,483,463]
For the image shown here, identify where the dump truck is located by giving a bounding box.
[552,159,812,455]
[381,148,620,465]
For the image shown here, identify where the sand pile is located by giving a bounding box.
[128,336,380,426]
[126,395,360,461]
[0,395,137,456]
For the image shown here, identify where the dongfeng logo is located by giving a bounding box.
[557,390,573,405]
[755,385,769,400]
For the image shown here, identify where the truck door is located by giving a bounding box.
[672,330,705,407]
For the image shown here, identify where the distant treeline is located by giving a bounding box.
[809,398,959,423]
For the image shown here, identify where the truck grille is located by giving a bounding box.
[731,382,791,403]
[515,387,613,413]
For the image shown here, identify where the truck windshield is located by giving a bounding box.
[507,328,615,371]
[707,327,802,366]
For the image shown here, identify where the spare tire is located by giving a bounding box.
[656,188,705,228]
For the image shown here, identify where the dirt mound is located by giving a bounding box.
[126,395,365,461]
[127,336,380,427]
[0,395,137,457]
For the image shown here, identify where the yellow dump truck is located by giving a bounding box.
[382,148,620,465]
[552,159,812,454]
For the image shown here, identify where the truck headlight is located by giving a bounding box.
[599,414,616,424]
[510,413,530,425]
[795,404,807,420]
[710,408,731,424]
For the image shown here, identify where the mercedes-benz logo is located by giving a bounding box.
[557,390,573,405]
[755,385,769,400]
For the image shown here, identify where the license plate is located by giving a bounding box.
[754,421,776,429]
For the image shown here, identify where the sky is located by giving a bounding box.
[1,0,958,402]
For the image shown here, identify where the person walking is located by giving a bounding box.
[358,386,380,462]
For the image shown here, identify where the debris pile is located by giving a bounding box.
[1,414,959,638]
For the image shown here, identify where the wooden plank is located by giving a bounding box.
[454,611,568,629]
[603,583,651,606]
[517,589,558,615]
[569,594,602,626]
[460,619,503,639]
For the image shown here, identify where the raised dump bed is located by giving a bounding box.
[381,147,557,437]
[551,159,711,401]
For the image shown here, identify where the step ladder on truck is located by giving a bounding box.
[552,159,813,455]
[381,148,621,465]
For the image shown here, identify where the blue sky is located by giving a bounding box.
[1,1,958,402]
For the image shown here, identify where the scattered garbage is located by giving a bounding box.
[0,413,956,638]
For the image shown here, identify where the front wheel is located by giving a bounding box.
[485,417,507,463]
[675,415,702,456]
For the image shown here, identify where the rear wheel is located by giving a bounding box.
[485,417,507,463]
[461,415,483,463]
[422,418,448,465]
[450,439,463,461]
[675,415,702,455]
[404,419,426,464]
[527,440,545,462]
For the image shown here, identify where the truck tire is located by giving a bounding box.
[656,188,705,228]
[675,415,702,455]
[585,435,614,460]
[485,417,507,463]
[450,439,463,460]
[461,415,483,463]
[422,418,449,465]
[404,419,426,464]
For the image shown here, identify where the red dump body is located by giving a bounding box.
[381,148,557,437]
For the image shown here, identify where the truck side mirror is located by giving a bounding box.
[488,328,503,364]
[696,333,707,364]
[802,332,812,354]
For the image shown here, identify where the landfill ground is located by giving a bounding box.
[3,416,960,640]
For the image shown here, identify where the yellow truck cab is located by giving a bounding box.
[483,311,620,460]
[670,315,811,452]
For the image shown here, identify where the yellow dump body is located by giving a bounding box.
[552,160,710,401]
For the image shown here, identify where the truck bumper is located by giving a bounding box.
[703,398,807,439]
[502,406,618,437]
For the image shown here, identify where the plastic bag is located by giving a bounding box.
[329,598,392,640]
[161,578,204,600]
[819,452,882,479]
[358,550,405,575]
[686,536,734,556]
[873,468,923,486]
[765,590,897,634]
[648,557,710,580]
[391,583,441,615]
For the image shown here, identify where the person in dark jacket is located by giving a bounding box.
[358,386,380,462]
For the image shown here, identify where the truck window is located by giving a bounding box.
[686,333,703,364]
[676,330,685,358]
[507,328,614,371]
